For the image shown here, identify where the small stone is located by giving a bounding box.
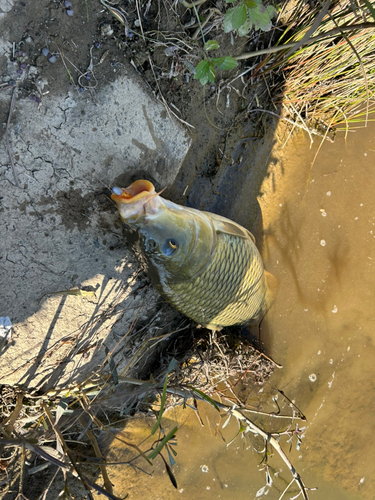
[101,24,113,36]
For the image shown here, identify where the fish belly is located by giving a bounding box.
[161,233,267,329]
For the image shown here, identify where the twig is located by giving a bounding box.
[247,109,334,142]
[43,404,95,500]
[78,416,113,496]
[309,110,339,173]
[18,443,25,497]
[135,0,145,39]
[164,386,312,499]
[0,437,123,500]
[180,0,208,7]
[5,87,19,187]
[4,392,24,435]
[278,390,306,421]
[148,55,195,129]
[78,394,153,466]
[284,102,313,146]
[258,350,283,369]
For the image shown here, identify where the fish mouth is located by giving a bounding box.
[111,179,155,204]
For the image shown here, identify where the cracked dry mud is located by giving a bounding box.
[0,0,193,389]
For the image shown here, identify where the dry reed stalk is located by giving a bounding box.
[271,0,375,131]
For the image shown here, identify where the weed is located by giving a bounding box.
[223,0,277,35]
[194,40,238,85]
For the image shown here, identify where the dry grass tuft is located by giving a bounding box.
[271,0,375,134]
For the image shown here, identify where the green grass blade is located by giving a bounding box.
[148,426,178,460]
[151,358,177,435]
[185,386,220,411]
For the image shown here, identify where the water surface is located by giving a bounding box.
[103,123,375,500]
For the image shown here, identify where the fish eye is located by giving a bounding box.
[162,238,178,256]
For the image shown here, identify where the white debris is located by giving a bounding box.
[0,316,13,345]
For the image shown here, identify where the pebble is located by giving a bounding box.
[41,48,56,63]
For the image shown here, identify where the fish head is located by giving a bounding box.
[111,180,215,284]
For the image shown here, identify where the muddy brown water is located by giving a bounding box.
[99,122,375,500]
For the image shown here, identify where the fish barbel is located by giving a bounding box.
[111,179,275,330]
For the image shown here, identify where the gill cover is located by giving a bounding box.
[111,180,217,283]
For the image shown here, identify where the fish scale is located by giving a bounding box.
[164,232,266,328]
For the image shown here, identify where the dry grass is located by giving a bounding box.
[0,326,280,500]
[271,0,375,134]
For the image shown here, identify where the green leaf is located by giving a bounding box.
[225,0,237,3]
[204,40,219,51]
[212,57,224,66]
[185,386,221,411]
[148,426,178,460]
[166,445,177,467]
[237,18,253,36]
[194,60,209,80]
[199,75,209,85]
[223,4,247,33]
[164,459,178,489]
[214,56,238,71]
[247,2,276,32]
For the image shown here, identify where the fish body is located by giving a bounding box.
[111,180,274,330]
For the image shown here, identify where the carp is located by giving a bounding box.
[111,179,275,330]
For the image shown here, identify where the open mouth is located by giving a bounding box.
[111,179,155,204]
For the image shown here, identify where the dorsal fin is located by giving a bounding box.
[204,211,256,243]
